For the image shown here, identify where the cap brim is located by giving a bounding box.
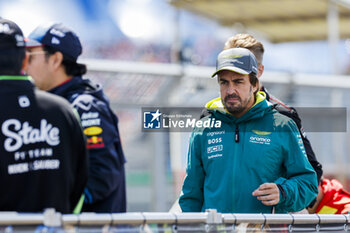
[24,38,43,48]
[211,66,249,77]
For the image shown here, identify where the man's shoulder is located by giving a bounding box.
[199,108,210,119]
[265,108,299,133]
[263,88,303,127]
[61,77,101,101]
[266,92,300,118]
[70,91,108,112]
[71,92,96,103]
[33,90,81,128]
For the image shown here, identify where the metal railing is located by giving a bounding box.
[1,209,350,232]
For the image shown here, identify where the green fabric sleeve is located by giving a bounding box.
[179,131,205,212]
[73,194,85,214]
[275,120,318,213]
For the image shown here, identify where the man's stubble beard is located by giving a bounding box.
[223,87,254,115]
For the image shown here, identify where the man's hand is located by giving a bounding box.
[252,183,280,206]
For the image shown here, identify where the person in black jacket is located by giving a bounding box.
[26,23,126,213]
[0,18,88,213]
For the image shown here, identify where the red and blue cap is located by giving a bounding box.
[26,23,82,62]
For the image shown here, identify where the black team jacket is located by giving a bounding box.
[0,76,88,213]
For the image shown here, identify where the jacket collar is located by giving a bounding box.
[205,92,272,123]
[0,75,32,81]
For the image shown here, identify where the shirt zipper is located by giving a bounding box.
[235,124,239,143]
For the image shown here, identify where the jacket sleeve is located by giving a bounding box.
[276,105,323,183]
[179,131,205,212]
[72,94,125,204]
[68,108,89,211]
[274,120,318,213]
[275,106,323,184]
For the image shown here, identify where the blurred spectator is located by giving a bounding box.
[307,179,350,214]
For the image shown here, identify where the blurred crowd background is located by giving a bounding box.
[3,0,350,72]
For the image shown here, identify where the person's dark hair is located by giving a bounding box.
[249,73,258,86]
[0,47,25,75]
[43,46,87,76]
[249,73,259,96]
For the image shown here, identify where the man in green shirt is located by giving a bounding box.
[179,47,318,213]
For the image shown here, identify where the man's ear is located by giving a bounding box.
[255,81,261,93]
[257,64,264,78]
[50,51,64,70]
[21,53,29,74]
[254,82,260,94]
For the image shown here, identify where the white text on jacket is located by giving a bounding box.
[2,119,60,152]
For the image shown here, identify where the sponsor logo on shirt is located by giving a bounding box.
[206,135,223,159]
[2,119,63,175]
[296,134,307,157]
[249,130,271,145]
[81,112,99,119]
[8,159,60,175]
[208,154,223,159]
[75,102,92,111]
[84,126,103,136]
[18,96,30,108]
[86,136,105,149]
[206,130,225,137]
[81,118,101,127]
[208,137,222,144]
[252,130,271,136]
[81,112,101,127]
[2,119,60,152]
[207,145,223,154]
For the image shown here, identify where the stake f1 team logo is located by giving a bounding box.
[143,109,162,129]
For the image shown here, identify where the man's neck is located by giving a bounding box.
[50,70,73,91]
